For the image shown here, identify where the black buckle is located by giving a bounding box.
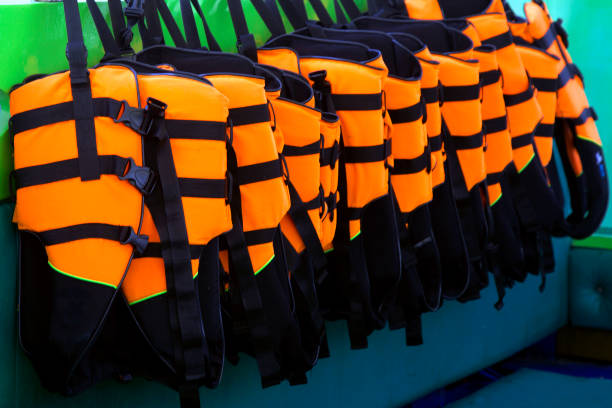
[114,100,150,135]
[120,226,149,254]
[120,157,156,195]
[141,97,167,137]
[124,0,145,19]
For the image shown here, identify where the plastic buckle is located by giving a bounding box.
[120,227,149,254]
[114,100,149,135]
[141,97,167,137]
[119,157,156,195]
[124,0,145,19]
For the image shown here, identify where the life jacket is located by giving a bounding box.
[259,33,402,349]
[507,0,608,240]
[352,17,488,302]
[13,0,231,406]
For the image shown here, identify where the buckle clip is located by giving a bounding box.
[114,100,151,135]
[120,227,149,254]
[124,0,145,19]
[120,157,156,195]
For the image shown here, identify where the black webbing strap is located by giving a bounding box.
[14,155,155,194]
[38,222,149,254]
[483,116,508,135]
[308,0,335,27]
[511,132,534,149]
[334,0,349,24]
[558,63,573,89]
[449,132,484,150]
[429,134,442,152]
[283,140,322,156]
[276,0,309,29]
[179,178,227,198]
[331,93,383,111]
[482,30,513,50]
[179,0,222,50]
[486,170,504,186]
[392,151,430,175]
[232,159,283,185]
[227,0,258,60]
[480,69,502,87]
[139,0,164,47]
[250,0,286,37]
[387,101,423,124]
[243,228,277,246]
[441,84,480,102]
[144,0,189,48]
[503,84,535,107]
[108,0,141,54]
[224,177,282,386]
[338,0,362,19]
[86,0,123,58]
[136,243,204,259]
[421,86,439,104]
[143,98,208,387]
[228,104,271,126]
[572,107,597,126]
[287,181,327,272]
[63,0,100,181]
[320,141,340,168]
[533,24,556,50]
[531,76,559,93]
[343,140,390,163]
[535,123,554,137]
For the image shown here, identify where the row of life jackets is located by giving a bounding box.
[10,0,606,406]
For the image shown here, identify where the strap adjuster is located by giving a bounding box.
[124,0,145,19]
[114,100,151,135]
[119,157,156,195]
[119,226,149,254]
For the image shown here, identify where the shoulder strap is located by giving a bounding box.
[180,0,222,50]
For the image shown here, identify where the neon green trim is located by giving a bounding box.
[518,153,535,174]
[254,255,275,276]
[576,133,603,147]
[490,193,502,207]
[48,261,117,289]
[129,272,199,306]
[573,231,612,251]
[324,247,334,254]
[350,230,362,241]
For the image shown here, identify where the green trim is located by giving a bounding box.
[518,153,535,174]
[254,255,275,275]
[490,193,502,207]
[350,230,362,241]
[129,271,200,305]
[572,230,612,250]
[324,247,334,254]
[576,133,603,147]
[48,261,117,289]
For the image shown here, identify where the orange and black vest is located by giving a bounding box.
[353,17,487,302]
[13,1,232,406]
[134,44,313,387]
[508,0,608,240]
[291,25,442,345]
[259,33,402,350]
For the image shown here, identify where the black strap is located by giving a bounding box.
[483,116,508,135]
[572,107,597,126]
[331,93,383,111]
[531,76,559,93]
[429,134,442,152]
[441,84,480,102]
[276,0,309,29]
[449,132,484,150]
[227,0,258,59]
[143,98,209,384]
[63,0,100,181]
[503,84,535,107]
[338,0,362,19]
[533,24,556,50]
[387,101,423,124]
[334,0,349,24]
[232,159,283,185]
[320,141,340,168]
[482,30,513,50]
[287,181,327,272]
[283,140,321,156]
[535,123,554,137]
[38,222,149,254]
[308,0,335,26]
[480,69,502,87]
[486,170,505,185]
[86,0,123,58]
[14,155,155,194]
[179,178,227,198]
[145,0,189,48]
[511,132,534,149]
[393,151,430,175]
[558,63,573,89]
[243,228,278,246]
[179,0,222,50]
[228,104,271,126]
[421,86,439,104]
[136,243,204,259]
[343,140,390,163]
